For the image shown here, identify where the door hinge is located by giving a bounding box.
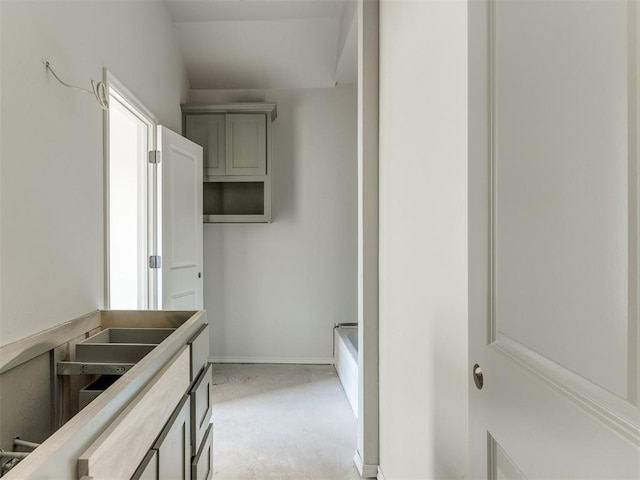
[148,150,161,164]
[149,255,162,269]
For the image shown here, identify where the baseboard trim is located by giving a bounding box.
[353,450,379,478]
[208,356,334,365]
[377,466,387,480]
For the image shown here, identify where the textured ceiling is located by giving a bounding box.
[164,0,357,90]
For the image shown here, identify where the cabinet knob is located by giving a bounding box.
[198,272,202,278]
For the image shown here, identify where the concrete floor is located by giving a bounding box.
[210,364,361,480]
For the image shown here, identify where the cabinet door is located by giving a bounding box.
[192,424,213,480]
[188,323,209,382]
[185,114,225,176]
[190,363,213,453]
[225,114,266,175]
[153,395,191,480]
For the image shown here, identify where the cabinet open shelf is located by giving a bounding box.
[204,182,264,215]
[202,176,271,223]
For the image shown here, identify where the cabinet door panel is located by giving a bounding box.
[190,363,213,453]
[225,114,266,175]
[153,395,190,480]
[188,323,209,381]
[192,424,213,480]
[186,114,225,176]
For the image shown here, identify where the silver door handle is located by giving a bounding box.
[473,364,484,390]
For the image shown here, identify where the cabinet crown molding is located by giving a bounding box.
[181,103,277,122]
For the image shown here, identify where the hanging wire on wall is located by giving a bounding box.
[43,60,109,110]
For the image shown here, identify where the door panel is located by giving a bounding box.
[469,0,639,478]
[489,435,525,480]
[185,114,225,176]
[159,126,203,310]
[225,114,266,175]
[493,0,631,399]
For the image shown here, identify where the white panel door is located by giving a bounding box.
[159,126,203,310]
[469,0,639,478]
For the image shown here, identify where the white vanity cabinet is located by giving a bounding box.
[182,103,277,223]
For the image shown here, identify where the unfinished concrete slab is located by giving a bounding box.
[210,364,360,480]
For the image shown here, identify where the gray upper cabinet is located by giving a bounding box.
[185,114,225,176]
[225,114,266,176]
[182,103,277,223]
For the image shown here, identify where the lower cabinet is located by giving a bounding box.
[130,368,213,480]
[188,326,213,479]
[153,395,191,480]
[128,336,212,480]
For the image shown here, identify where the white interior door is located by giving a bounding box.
[158,126,203,310]
[107,82,155,310]
[469,0,639,478]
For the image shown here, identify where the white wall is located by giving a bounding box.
[378,1,468,478]
[189,86,357,363]
[0,1,188,346]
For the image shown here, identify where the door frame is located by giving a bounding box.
[356,0,380,477]
[103,70,158,309]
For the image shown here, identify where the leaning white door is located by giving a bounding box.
[158,126,203,310]
[469,0,639,478]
